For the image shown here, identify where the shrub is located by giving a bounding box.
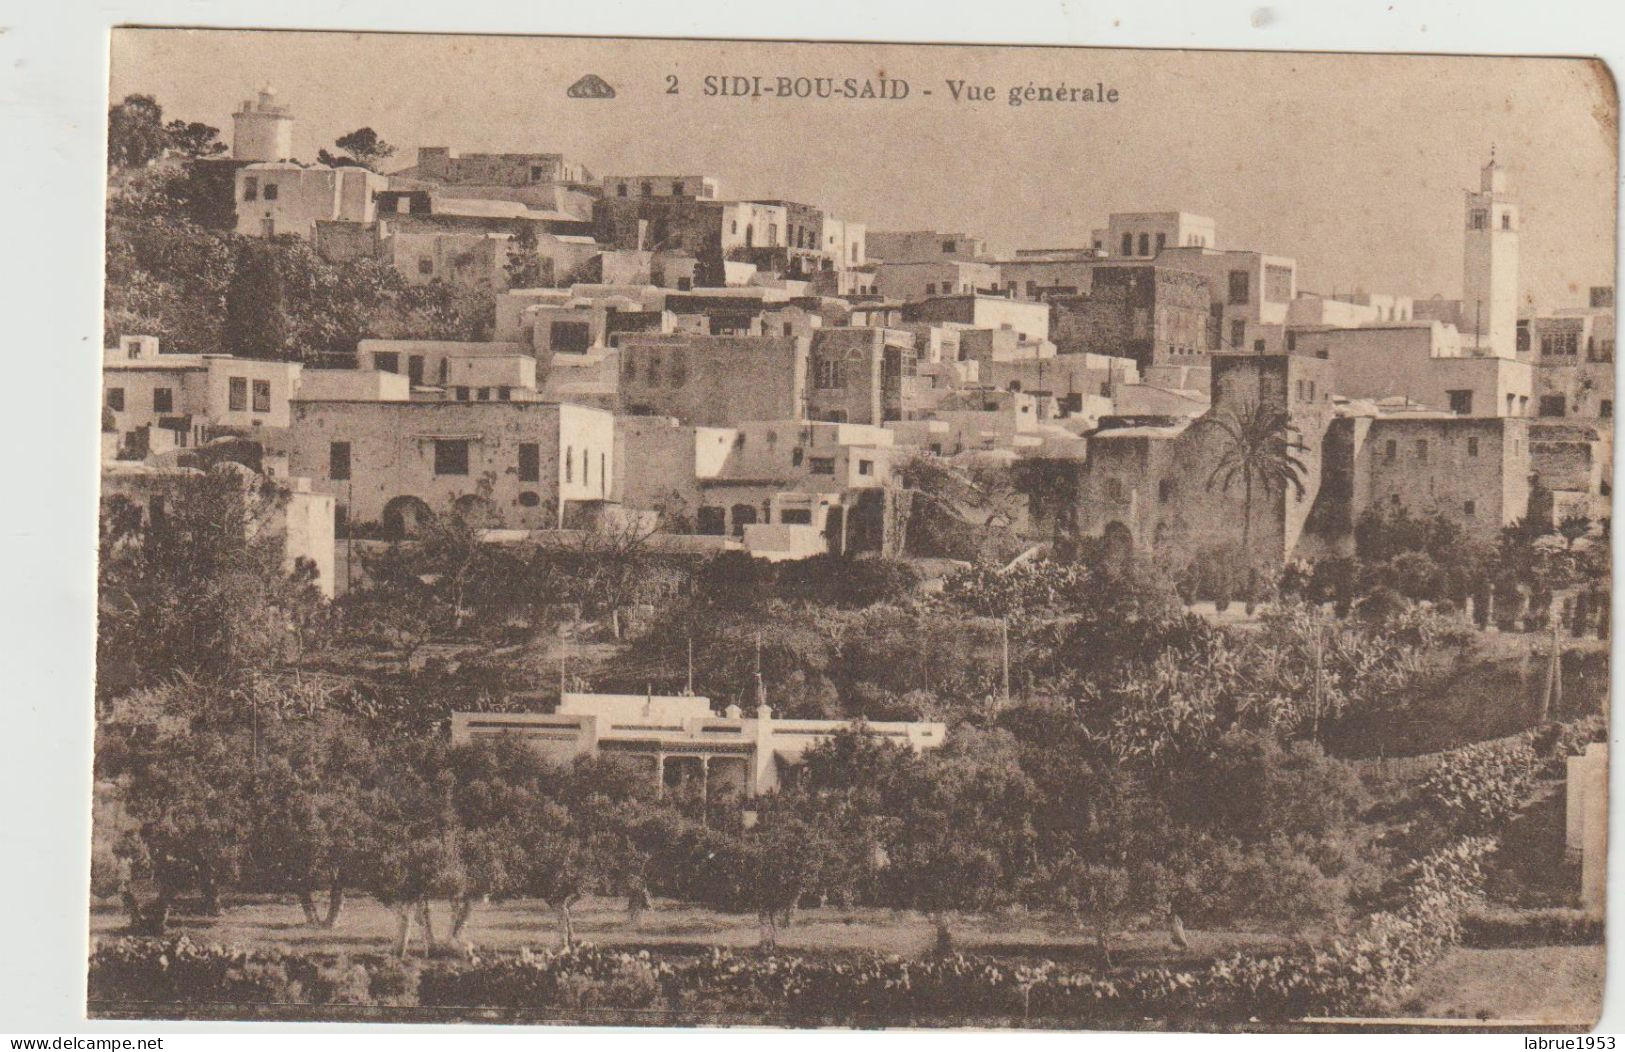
[1416,737,1538,836]
[1461,907,1603,948]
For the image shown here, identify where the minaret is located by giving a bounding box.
[1462,149,1519,358]
[232,86,294,162]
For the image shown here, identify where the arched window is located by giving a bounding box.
[1121,233,1133,256]
[1138,233,1150,256]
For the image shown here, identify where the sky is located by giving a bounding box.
[110,30,1619,311]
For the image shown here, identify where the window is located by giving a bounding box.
[551,321,592,353]
[601,453,606,495]
[780,508,813,525]
[243,176,258,201]
[942,240,956,254]
[641,181,652,197]
[925,283,937,295]
[263,184,278,201]
[1464,500,1476,517]
[408,355,425,386]
[107,387,124,411]
[814,358,846,389]
[1230,319,1246,349]
[252,379,271,412]
[1026,281,1038,298]
[808,456,836,475]
[434,439,469,476]
[791,447,804,467]
[1158,478,1176,503]
[1539,395,1567,417]
[498,387,512,401]
[417,258,434,276]
[1501,212,1512,230]
[1106,478,1126,502]
[530,165,544,182]
[1155,233,1166,253]
[1470,209,1487,230]
[153,387,173,414]
[858,459,874,476]
[373,352,400,374]
[454,386,470,401]
[477,387,491,401]
[228,377,248,411]
[1137,233,1150,256]
[1415,439,1428,463]
[1467,436,1480,457]
[1228,270,1250,305]
[672,181,684,195]
[1383,439,1397,462]
[329,441,351,480]
[583,447,591,487]
[1603,400,1614,419]
[1447,390,1473,415]
[617,183,628,197]
[565,446,573,483]
[1120,233,1133,256]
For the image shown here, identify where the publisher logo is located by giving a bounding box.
[567,74,616,99]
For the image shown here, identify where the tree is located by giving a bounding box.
[97,465,326,699]
[317,127,396,171]
[164,120,226,159]
[249,723,374,928]
[1032,854,1137,966]
[504,224,546,289]
[107,94,169,170]
[896,454,1029,563]
[223,242,289,360]
[117,727,255,929]
[351,738,465,957]
[1195,402,1309,603]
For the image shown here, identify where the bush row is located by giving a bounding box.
[88,840,1494,1023]
[1460,907,1603,949]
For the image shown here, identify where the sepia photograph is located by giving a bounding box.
[74,24,1616,1031]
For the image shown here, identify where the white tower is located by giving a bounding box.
[1462,151,1519,358]
[232,87,294,162]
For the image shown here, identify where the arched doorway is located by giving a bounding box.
[381,496,435,540]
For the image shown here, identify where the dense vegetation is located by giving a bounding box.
[94,93,1609,1021]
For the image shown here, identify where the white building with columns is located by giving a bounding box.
[451,692,945,797]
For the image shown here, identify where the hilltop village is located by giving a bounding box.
[89,80,1613,1024]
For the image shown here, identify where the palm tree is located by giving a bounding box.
[1196,401,1310,580]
